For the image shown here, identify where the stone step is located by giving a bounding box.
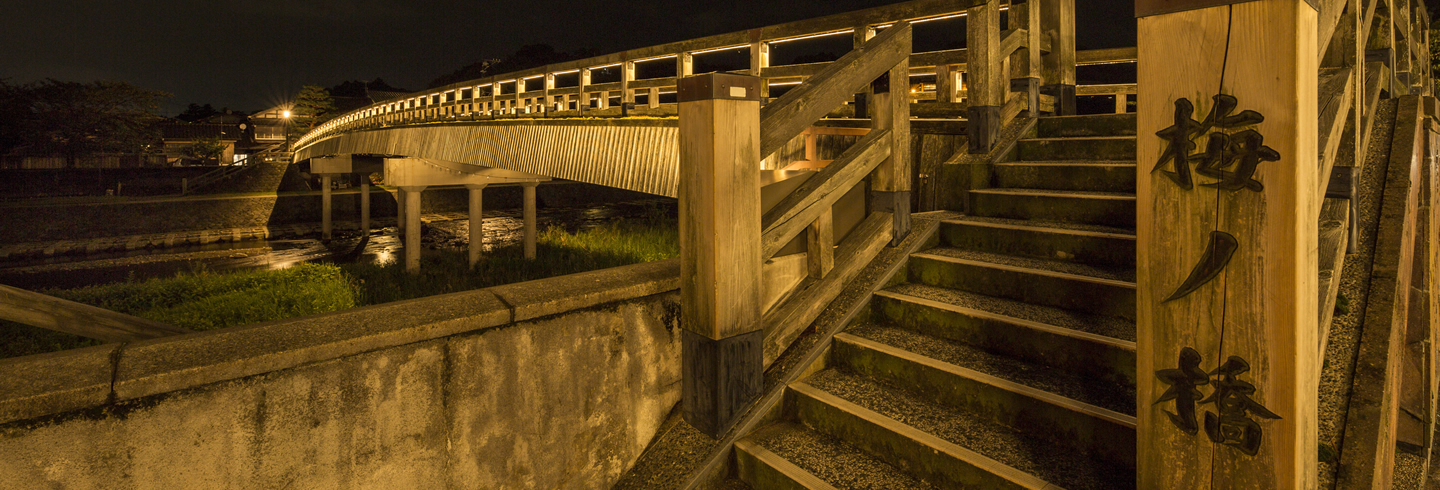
[741,422,939,489]
[871,288,1137,388]
[1036,113,1138,138]
[939,217,1136,269]
[908,250,1136,320]
[1017,136,1136,161]
[968,188,1136,229]
[788,381,1052,489]
[993,162,1137,193]
[813,347,1135,489]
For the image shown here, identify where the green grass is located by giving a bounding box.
[1,217,678,359]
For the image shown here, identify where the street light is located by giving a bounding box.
[283,109,292,152]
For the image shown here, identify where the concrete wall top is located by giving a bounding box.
[0,259,681,425]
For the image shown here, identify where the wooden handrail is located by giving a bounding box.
[760,128,892,260]
[758,22,912,160]
[0,285,190,343]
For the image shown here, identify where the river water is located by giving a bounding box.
[0,200,676,291]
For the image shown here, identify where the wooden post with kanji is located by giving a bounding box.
[1136,0,1319,488]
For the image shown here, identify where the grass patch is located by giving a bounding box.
[2,217,677,358]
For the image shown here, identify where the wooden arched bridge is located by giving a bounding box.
[290,0,1440,487]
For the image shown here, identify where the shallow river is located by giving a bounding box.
[0,200,675,291]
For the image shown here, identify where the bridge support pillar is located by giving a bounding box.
[360,174,371,236]
[401,186,426,273]
[466,184,487,266]
[320,174,333,240]
[522,182,538,260]
[397,188,407,232]
[1040,0,1076,115]
[966,0,1003,153]
[676,72,764,438]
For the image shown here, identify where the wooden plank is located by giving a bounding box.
[806,210,836,279]
[1075,47,1132,66]
[1076,83,1139,96]
[0,284,191,343]
[909,48,967,68]
[1136,2,1319,488]
[761,129,892,260]
[997,27,1029,61]
[1318,66,1356,194]
[1316,198,1351,357]
[759,23,912,160]
[763,212,891,364]
[1337,94,1424,490]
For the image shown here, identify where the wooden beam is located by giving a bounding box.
[761,129,892,260]
[1319,66,1357,194]
[1136,1,1319,488]
[806,210,836,279]
[0,284,190,343]
[759,22,912,160]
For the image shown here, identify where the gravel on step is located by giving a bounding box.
[923,247,1137,283]
[849,323,1137,416]
[949,215,1136,236]
[886,282,1136,342]
[750,423,938,490]
[805,369,1133,490]
[1392,445,1425,490]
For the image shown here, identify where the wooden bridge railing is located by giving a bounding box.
[294,0,1092,151]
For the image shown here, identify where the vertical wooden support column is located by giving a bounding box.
[967,0,1003,153]
[936,64,956,103]
[750,37,770,99]
[806,210,835,279]
[1010,0,1044,114]
[649,87,661,108]
[401,186,426,273]
[360,174,371,236]
[1366,2,1395,96]
[580,69,592,113]
[678,52,694,77]
[1116,93,1129,114]
[545,73,556,114]
[466,184,486,267]
[1136,1,1318,488]
[677,72,763,438]
[320,174,333,240]
[622,60,636,104]
[1040,0,1077,115]
[870,61,913,244]
[853,26,876,118]
[522,181,538,260]
[488,78,498,116]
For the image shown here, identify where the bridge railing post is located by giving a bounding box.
[1136,1,1318,487]
[966,0,1003,153]
[869,60,912,244]
[1040,0,1076,115]
[677,72,764,438]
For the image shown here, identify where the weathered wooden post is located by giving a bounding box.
[1010,0,1044,115]
[677,72,763,438]
[966,0,1003,153]
[870,52,912,243]
[1040,0,1077,115]
[1136,1,1319,488]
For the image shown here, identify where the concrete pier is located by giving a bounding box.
[401,186,426,272]
[522,182,538,259]
[466,183,486,266]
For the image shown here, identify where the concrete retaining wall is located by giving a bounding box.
[0,259,683,489]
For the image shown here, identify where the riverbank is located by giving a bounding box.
[0,213,679,359]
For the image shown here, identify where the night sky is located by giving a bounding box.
[1,0,1136,116]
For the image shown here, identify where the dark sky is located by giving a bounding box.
[0,0,1135,116]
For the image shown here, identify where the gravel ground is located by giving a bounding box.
[922,247,1137,283]
[750,423,936,490]
[1317,99,1395,488]
[847,323,1136,416]
[885,282,1136,342]
[804,369,1132,489]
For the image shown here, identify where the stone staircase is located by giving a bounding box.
[734,113,1141,489]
